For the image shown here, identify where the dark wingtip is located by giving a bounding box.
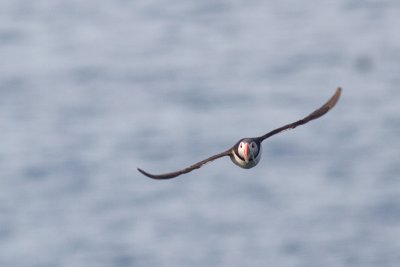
[137,167,172,180]
[328,87,342,109]
[308,87,342,120]
[137,168,153,178]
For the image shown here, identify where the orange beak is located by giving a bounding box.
[244,143,249,162]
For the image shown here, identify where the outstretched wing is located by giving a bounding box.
[138,149,232,179]
[256,87,342,142]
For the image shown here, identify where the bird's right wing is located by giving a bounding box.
[138,149,232,179]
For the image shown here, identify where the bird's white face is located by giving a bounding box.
[238,140,259,163]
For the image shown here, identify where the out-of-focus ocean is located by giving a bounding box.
[1,1,400,266]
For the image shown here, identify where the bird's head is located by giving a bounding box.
[237,139,259,163]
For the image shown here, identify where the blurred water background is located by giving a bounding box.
[1,1,400,266]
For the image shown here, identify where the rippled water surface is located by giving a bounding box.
[1,1,400,266]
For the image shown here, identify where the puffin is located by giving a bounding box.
[138,87,342,179]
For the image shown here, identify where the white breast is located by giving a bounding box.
[230,146,262,169]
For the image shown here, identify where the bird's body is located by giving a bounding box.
[138,87,342,180]
[230,138,262,169]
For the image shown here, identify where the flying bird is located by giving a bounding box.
[138,87,342,179]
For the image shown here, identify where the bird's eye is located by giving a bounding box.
[239,143,243,148]
[251,143,255,148]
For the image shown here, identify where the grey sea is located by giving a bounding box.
[1,1,400,266]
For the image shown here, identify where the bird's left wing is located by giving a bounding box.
[138,149,232,179]
[256,87,342,142]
